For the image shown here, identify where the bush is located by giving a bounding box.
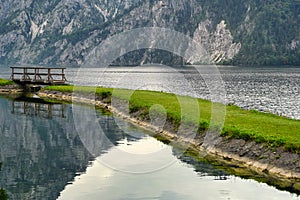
[198,120,209,133]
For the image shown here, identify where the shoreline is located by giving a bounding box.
[36,90,300,192]
[0,85,23,94]
[1,85,299,193]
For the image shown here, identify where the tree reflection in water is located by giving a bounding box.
[0,163,8,200]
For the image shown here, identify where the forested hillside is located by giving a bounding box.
[0,0,299,66]
[226,0,300,65]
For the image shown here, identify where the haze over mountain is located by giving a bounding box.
[0,0,299,66]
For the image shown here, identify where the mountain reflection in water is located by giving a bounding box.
[0,97,299,200]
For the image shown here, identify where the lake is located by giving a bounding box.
[0,65,300,199]
[1,65,299,119]
[0,97,299,200]
[66,65,300,120]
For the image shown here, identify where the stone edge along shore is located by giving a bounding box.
[36,91,300,182]
[0,85,23,94]
[1,87,299,190]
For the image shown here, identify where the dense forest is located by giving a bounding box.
[226,0,300,65]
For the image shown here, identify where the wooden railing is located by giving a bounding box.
[10,67,67,85]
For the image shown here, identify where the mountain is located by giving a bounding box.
[0,0,299,66]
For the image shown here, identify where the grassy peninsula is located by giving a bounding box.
[44,85,300,153]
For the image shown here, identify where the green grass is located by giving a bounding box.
[44,85,300,153]
[46,85,113,95]
[0,78,14,86]
[223,106,300,152]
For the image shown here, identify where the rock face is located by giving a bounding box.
[0,0,299,66]
[190,20,241,64]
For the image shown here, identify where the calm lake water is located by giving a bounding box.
[66,65,300,119]
[1,65,300,199]
[1,65,300,119]
[0,97,299,200]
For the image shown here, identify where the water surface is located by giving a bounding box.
[67,65,300,119]
[0,97,299,200]
[1,65,299,119]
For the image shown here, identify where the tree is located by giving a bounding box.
[0,189,9,200]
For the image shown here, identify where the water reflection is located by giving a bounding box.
[0,97,92,199]
[0,163,9,200]
[11,97,66,119]
[0,188,9,200]
[0,96,133,200]
[58,135,300,200]
[0,97,299,200]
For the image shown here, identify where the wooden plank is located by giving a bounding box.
[12,73,65,76]
[10,67,66,69]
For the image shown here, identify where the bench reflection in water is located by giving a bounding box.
[11,97,66,119]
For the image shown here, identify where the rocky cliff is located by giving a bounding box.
[0,0,299,66]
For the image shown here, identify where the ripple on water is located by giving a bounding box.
[1,66,299,119]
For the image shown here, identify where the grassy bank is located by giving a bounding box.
[44,85,300,153]
[0,78,14,86]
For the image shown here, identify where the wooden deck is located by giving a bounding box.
[10,66,67,85]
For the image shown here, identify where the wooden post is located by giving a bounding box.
[10,67,14,80]
[22,68,25,81]
[47,68,50,83]
[62,68,65,81]
[34,68,37,82]
[24,68,27,80]
[47,68,54,83]
[22,68,31,81]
